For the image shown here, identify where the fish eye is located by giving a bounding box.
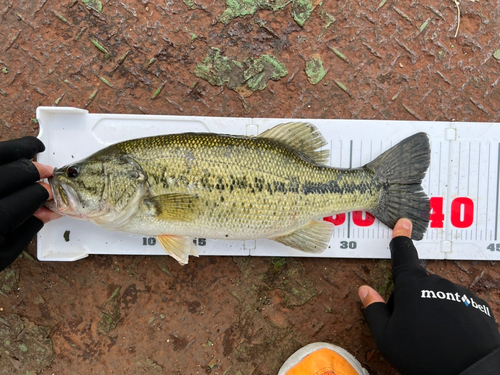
[67,166,79,178]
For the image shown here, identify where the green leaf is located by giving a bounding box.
[82,0,103,13]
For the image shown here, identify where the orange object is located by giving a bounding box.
[278,343,369,375]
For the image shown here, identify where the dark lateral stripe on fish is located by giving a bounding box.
[301,180,375,196]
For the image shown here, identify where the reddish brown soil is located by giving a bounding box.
[1,0,499,374]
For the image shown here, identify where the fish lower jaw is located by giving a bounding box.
[45,201,77,218]
[44,200,59,212]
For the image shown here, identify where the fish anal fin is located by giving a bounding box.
[270,220,334,254]
[258,122,330,165]
[146,193,199,221]
[157,235,199,265]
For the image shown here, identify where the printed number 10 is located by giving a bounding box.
[143,237,157,246]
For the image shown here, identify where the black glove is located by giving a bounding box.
[364,237,500,375]
[0,137,49,271]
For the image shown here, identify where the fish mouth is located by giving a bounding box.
[47,177,84,219]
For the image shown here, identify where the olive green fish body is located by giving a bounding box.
[109,133,380,239]
[48,122,430,264]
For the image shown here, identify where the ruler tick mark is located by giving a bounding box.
[495,143,500,241]
[347,140,353,239]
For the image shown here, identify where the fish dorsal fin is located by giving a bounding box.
[270,220,334,254]
[258,122,330,165]
[157,235,199,265]
[145,193,199,221]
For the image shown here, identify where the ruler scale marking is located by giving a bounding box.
[445,135,456,246]
[427,141,432,198]
[438,142,442,196]
[457,142,462,194]
[467,142,471,196]
[475,143,481,241]
[360,140,363,240]
[347,140,353,239]
[495,143,500,241]
[486,142,491,240]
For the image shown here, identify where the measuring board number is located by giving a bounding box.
[324,196,476,229]
[429,197,474,228]
[487,244,500,252]
[193,238,207,246]
[340,241,357,249]
[142,237,207,246]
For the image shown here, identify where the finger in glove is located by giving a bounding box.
[0,159,41,197]
[390,236,427,282]
[0,184,49,237]
[0,137,45,165]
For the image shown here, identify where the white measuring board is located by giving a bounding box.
[36,106,500,262]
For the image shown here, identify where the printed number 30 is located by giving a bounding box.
[340,241,357,249]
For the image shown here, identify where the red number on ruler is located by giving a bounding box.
[429,197,445,228]
[451,197,474,228]
[323,197,475,229]
[324,214,346,225]
[352,211,375,227]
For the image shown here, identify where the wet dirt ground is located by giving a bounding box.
[1,0,500,374]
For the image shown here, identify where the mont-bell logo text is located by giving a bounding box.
[421,289,491,317]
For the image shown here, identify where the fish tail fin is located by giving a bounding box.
[367,132,431,240]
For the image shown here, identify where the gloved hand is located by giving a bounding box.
[359,218,500,375]
[0,137,60,271]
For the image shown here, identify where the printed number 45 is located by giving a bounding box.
[487,244,500,252]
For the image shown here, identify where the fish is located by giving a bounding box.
[47,122,430,265]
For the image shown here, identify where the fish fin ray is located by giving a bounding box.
[146,193,199,221]
[258,122,330,165]
[367,132,431,240]
[157,235,199,265]
[270,220,334,254]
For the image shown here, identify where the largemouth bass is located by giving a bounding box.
[47,122,430,264]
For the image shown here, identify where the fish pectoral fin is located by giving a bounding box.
[157,235,199,265]
[270,220,334,254]
[258,122,330,165]
[146,193,199,221]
